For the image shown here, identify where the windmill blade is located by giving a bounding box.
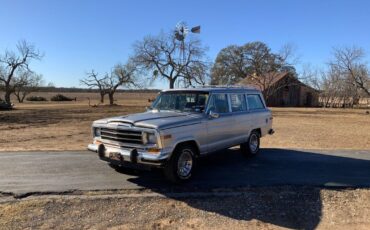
[191,25,201,34]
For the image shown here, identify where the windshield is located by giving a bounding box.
[152,91,209,113]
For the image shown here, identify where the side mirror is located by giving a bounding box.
[208,110,220,119]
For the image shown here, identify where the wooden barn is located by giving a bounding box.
[240,72,319,107]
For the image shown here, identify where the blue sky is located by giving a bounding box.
[1,0,369,88]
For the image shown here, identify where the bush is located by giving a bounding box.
[26,96,48,101]
[50,94,75,101]
[0,101,13,110]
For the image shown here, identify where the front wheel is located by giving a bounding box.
[240,130,260,157]
[163,145,196,183]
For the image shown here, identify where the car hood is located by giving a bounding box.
[93,111,203,130]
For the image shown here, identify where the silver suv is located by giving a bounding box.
[88,86,274,182]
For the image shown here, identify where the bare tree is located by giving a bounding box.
[103,62,140,105]
[318,64,364,108]
[330,46,370,96]
[181,59,210,87]
[13,71,43,103]
[132,32,208,89]
[0,41,43,105]
[47,82,55,88]
[80,70,108,103]
[300,64,322,90]
[279,43,300,66]
[315,46,370,108]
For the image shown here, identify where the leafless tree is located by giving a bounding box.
[279,43,301,66]
[103,62,140,105]
[47,82,55,88]
[182,60,210,87]
[315,46,370,108]
[319,64,364,108]
[13,71,43,103]
[80,70,108,103]
[132,32,208,89]
[300,64,322,90]
[330,46,370,96]
[0,40,43,105]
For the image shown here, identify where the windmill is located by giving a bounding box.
[174,21,201,87]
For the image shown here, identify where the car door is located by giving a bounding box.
[246,93,270,134]
[229,93,251,144]
[205,93,234,152]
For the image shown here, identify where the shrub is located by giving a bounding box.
[26,96,48,101]
[50,94,75,101]
[0,101,13,110]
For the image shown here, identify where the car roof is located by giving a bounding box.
[161,86,261,94]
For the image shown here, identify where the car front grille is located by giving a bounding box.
[100,128,143,144]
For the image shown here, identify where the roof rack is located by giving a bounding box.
[194,85,258,90]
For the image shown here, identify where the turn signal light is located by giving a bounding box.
[147,148,161,154]
[94,140,102,145]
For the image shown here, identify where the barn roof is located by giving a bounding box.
[238,72,319,92]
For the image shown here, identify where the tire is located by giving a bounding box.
[163,145,197,183]
[240,130,260,157]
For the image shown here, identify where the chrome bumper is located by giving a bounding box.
[88,143,169,167]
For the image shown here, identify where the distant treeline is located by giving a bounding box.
[0,86,161,94]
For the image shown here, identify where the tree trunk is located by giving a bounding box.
[16,94,23,103]
[4,90,12,105]
[100,93,105,103]
[169,79,175,89]
[20,93,26,103]
[108,93,114,105]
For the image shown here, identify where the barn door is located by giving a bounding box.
[306,92,313,106]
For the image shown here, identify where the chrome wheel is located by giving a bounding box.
[177,150,193,178]
[249,134,259,153]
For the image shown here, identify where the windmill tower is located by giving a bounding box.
[174,21,200,87]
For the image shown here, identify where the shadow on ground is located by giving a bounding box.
[111,148,370,229]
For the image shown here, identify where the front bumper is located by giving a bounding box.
[88,143,169,167]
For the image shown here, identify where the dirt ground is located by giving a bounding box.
[1,187,370,230]
[1,92,370,229]
[0,92,369,151]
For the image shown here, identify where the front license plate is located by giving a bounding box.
[109,152,123,161]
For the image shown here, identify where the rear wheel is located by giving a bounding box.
[163,145,196,183]
[240,130,260,157]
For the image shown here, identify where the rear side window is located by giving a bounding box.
[208,94,229,113]
[230,94,247,112]
[247,94,265,110]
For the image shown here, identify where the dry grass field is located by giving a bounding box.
[0,91,369,151]
[1,92,370,229]
[1,187,370,230]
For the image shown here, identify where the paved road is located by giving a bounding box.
[1,148,370,195]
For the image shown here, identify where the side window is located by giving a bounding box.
[247,94,265,110]
[230,94,247,112]
[208,94,229,113]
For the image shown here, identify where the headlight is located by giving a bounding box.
[142,132,157,145]
[94,127,101,137]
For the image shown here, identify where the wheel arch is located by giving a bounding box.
[251,128,261,137]
[172,139,200,157]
